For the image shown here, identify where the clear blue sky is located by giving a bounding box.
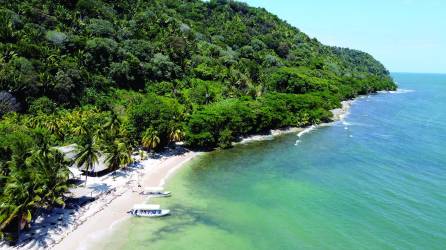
[242,0,446,74]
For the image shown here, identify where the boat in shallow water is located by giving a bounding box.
[142,187,171,197]
[128,204,170,217]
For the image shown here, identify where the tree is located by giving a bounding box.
[0,136,69,239]
[33,149,71,207]
[141,127,160,151]
[103,139,131,171]
[103,110,121,135]
[28,96,56,114]
[168,128,184,145]
[74,130,100,185]
[149,53,181,81]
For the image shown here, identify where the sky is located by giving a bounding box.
[242,0,446,74]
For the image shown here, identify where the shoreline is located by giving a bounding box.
[236,99,353,145]
[52,150,199,250]
[7,99,354,250]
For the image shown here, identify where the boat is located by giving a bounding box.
[142,186,171,197]
[128,204,170,217]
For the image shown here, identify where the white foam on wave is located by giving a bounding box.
[339,112,349,122]
[342,120,352,126]
[294,126,317,146]
[297,125,316,138]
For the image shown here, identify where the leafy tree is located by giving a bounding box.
[141,127,160,151]
[103,139,131,171]
[74,130,100,184]
[149,53,181,81]
[28,96,56,115]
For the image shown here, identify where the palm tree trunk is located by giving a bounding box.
[84,159,90,187]
[0,207,20,232]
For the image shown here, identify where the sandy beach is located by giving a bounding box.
[0,148,198,250]
[53,150,198,250]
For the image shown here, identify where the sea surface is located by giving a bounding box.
[92,73,446,249]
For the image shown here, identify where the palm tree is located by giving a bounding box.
[0,147,70,238]
[0,174,43,237]
[168,128,184,146]
[103,139,132,171]
[27,148,70,208]
[103,111,121,134]
[74,131,100,186]
[35,149,70,206]
[141,127,160,152]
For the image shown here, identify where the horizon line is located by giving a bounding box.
[390,71,446,75]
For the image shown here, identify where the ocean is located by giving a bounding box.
[92,73,446,249]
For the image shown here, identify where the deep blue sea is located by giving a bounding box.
[94,73,446,249]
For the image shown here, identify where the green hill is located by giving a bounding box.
[0,0,396,148]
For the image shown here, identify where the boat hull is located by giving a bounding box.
[130,209,170,217]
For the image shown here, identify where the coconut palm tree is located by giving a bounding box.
[103,139,132,171]
[141,127,160,152]
[0,146,70,238]
[168,128,184,146]
[74,131,100,186]
[0,174,43,237]
[26,147,70,208]
[103,111,121,134]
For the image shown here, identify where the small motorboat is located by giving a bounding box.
[128,204,170,217]
[142,187,171,197]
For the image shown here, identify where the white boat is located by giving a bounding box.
[142,187,171,197]
[128,204,170,217]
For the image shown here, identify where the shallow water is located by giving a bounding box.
[93,73,446,250]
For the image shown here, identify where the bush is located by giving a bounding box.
[28,96,56,114]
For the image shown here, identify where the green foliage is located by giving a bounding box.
[86,18,115,37]
[0,126,70,235]
[28,96,57,114]
[126,94,184,148]
[45,30,67,46]
[141,127,160,151]
[185,93,333,148]
[0,0,395,110]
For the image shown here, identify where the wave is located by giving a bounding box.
[297,125,316,138]
[294,126,317,146]
[342,120,352,126]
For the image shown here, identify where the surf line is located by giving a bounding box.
[294,125,316,146]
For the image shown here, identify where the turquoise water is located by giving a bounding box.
[95,73,446,249]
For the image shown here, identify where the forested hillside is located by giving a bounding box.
[0,0,395,148]
[0,0,395,238]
